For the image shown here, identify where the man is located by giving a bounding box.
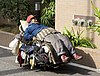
[24,15,82,62]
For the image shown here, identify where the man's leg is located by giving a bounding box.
[44,34,65,55]
[56,33,82,60]
[44,34,69,62]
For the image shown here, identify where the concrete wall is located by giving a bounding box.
[55,0,100,49]
[75,47,100,69]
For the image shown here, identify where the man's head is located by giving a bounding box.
[26,15,38,23]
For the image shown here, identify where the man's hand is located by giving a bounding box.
[15,34,23,40]
[33,37,37,41]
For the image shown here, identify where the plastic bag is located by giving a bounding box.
[9,38,20,55]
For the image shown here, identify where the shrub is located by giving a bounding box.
[63,27,96,49]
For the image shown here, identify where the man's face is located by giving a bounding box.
[31,18,38,23]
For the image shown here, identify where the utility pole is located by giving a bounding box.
[35,2,40,23]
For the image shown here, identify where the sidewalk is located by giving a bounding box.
[0,31,15,47]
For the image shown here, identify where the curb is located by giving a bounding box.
[68,63,100,73]
[0,30,15,36]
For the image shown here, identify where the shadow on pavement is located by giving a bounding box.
[34,64,91,75]
[52,65,91,75]
[0,68,32,76]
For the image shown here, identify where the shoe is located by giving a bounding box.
[73,54,83,60]
[61,55,69,62]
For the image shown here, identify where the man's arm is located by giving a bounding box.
[24,28,33,41]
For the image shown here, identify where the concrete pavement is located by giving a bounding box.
[0,31,100,75]
[0,47,100,76]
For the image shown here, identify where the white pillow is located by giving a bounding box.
[9,38,20,55]
[20,20,28,31]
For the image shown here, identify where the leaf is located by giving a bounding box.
[91,0,100,18]
[41,0,55,27]
[63,27,96,48]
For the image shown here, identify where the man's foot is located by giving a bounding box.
[61,55,69,62]
[73,54,83,60]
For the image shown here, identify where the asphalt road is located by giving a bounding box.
[0,47,100,76]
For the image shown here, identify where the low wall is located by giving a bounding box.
[72,47,100,69]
